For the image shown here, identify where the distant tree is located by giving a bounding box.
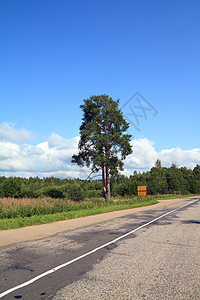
[148,160,168,194]
[66,182,85,201]
[193,164,200,180]
[179,167,190,194]
[193,164,200,193]
[155,159,162,169]
[115,182,130,197]
[72,94,132,201]
[0,177,22,198]
[166,165,181,193]
[43,186,64,199]
[171,163,177,168]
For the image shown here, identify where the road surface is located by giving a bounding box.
[0,197,199,299]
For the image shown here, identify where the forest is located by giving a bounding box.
[0,161,200,200]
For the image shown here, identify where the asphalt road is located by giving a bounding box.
[0,197,199,299]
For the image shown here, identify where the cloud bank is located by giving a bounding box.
[0,122,33,143]
[0,123,199,178]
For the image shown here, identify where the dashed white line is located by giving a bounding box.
[0,198,199,298]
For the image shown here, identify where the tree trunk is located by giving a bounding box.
[104,142,111,201]
[105,164,111,201]
[102,166,106,199]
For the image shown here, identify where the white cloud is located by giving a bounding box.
[0,122,33,143]
[124,138,200,173]
[0,128,199,178]
[159,147,200,169]
[48,132,79,150]
[0,131,90,178]
[125,138,158,169]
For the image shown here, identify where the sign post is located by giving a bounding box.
[137,185,147,197]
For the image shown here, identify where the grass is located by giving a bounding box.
[153,194,199,200]
[0,194,198,230]
[0,196,157,230]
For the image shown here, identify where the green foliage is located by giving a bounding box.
[43,186,64,198]
[65,183,85,201]
[72,94,133,200]
[0,162,199,200]
[0,177,22,198]
[193,164,200,180]
[21,183,43,198]
[86,189,102,198]
[148,164,168,194]
[114,183,131,197]
[166,166,181,193]
[0,197,158,229]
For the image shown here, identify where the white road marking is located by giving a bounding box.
[0,198,199,298]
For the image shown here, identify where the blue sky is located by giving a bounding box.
[0,0,200,178]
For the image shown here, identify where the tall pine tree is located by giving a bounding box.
[72,95,132,201]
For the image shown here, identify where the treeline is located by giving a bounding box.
[0,161,200,199]
[113,161,200,196]
[0,176,102,200]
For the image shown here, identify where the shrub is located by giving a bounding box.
[43,186,64,199]
[114,183,130,197]
[66,183,85,201]
[86,189,102,198]
[0,177,22,198]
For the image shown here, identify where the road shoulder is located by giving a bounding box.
[0,197,197,247]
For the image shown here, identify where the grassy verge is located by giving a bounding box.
[0,194,199,230]
[0,198,157,230]
[154,194,200,200]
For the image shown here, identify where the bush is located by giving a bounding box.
[66,183,85,201]
[86,189,102,198]
[21,185,43,198]
[0,177,22,198]
[43,186,64,199]
[114,183,130,197]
